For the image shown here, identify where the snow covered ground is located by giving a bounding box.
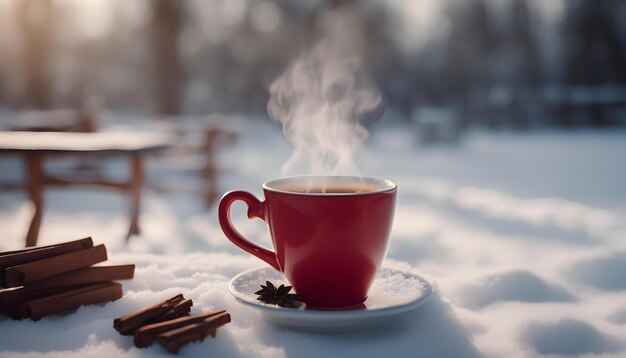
[1,119,626,358]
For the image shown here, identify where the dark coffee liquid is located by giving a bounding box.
[275,182,382,194]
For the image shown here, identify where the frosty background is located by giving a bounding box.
[1,1,626,357]
[0,0,624,127]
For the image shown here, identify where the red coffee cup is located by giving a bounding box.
[219,175,396,307]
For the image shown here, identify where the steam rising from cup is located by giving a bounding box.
[268,40,383,177]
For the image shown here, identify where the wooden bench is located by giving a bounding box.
[9,109,96,133]
[0,131,174,247]
[145,116,237,208]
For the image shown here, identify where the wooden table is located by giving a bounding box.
[0,131,174,247]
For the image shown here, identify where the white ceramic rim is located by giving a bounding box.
[228,266,433,321]
[262,175,397,196]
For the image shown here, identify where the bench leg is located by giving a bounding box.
[127,155,143,239]
[25,155,44,247]
[202,162,217,209]
[201,128,230,209]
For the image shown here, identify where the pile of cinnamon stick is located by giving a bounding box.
[114,294,231,353]
[0,237,134,320]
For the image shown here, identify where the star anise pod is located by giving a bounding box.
[255,281,301,308]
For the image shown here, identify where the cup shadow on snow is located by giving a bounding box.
[566,251,626,291]
[455,271,576,309]
[256,292,483,358]
[520,319,626,356]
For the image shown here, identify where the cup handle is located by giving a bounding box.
[218,190,280,271]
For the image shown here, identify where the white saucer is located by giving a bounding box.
[229,266,433,332]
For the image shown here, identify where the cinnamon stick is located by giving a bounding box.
[0,285,72,308]
[22,282,122,320]
[146,298,192,324]
[0,237,92,259]
[2,305,27,320]
[0,265,134,307]
[134,311,226,348]
[158,312,231,353]
[30,265,134,290]
[0,238,93,286]
[113,294,192,335]
[4,244,107,287]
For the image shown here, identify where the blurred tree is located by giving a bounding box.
[357,2,409,118]
[564,0,626,86]
[151,0,183,115]
[510,0,541,87]
[443,0,498,127]
[562,0,626,126]
[0,6,6,105]
[508,0,542,128]
[15,0,55,109]
[107,2,152,112]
